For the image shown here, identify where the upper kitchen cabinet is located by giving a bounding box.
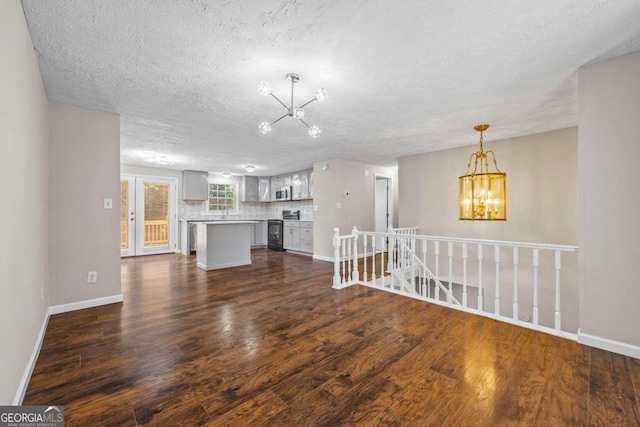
[292,170,310,200]
[241,176,259,202]
[308,168,314,198]
[182,170,208,201]
[271,175,293,200]
[258,177,270,202]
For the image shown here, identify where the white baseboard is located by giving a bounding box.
[13,294,124,404]
[578,330,640,359]
[13,312,49,405]
[48,294,123,315]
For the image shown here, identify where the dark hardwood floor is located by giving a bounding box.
[24,250,640,426]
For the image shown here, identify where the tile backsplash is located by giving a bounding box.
[180,199,314,221]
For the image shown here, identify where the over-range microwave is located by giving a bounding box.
[275,186,292,201]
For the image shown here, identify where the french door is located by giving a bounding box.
[120,175,177,257]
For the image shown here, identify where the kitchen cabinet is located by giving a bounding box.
[308,168,314,198]
[258,177,270,202]
[283,220,301,251]
[182,170,208,201]
[251,220,267,247]
[241,176,259,202]
[283,220,313,254]
[271,175,293,201]
[292,170,310,200]
[300,221,313,253]
[270,177,278,201]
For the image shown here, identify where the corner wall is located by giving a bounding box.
[48,102,121,306]
[313,159,398,259]
[578,51,640,353]
[0,0,50,404]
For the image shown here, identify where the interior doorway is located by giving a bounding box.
[120,175,178,257]
[374,175,393,252]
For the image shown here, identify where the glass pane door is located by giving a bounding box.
[121,175,177,257]
[135,177,177,256]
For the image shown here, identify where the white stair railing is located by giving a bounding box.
[332,227,579,340]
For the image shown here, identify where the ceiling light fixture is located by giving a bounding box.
[221,172,232,178]
[459,124,507,221]
[244,165,256,173]
[258,73,327,138]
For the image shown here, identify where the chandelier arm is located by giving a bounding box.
[465,153,474,175]
[290,77,295,112]
[270,113,289,126]
[298,98,317,109]
[270,93,290,112]
[299,119,311,129]
[485,150,504,173]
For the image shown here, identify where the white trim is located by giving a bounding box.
[13,313,49,405]
[313,254,334,262]
[578,330,640,359]
[48,294,123,315]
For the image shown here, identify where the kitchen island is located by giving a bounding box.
[196,221,258,270]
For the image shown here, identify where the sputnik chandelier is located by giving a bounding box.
[459,124,507,221]
[258,73,328,138]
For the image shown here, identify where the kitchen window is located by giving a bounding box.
[208,182,237,213]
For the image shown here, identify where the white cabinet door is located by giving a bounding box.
[241,176,259,202]
[258,177,270,202]
[255,221,268,245]
[283,224,301,251]
[182,170,208,201]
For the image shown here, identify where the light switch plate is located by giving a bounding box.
[313,205,318,211]
[103,198,113,209]
[336,202,342,209]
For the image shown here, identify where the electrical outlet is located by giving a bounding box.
[87,271,97,283]
[103,198,113,209]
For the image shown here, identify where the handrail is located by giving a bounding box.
[332,226,580,341]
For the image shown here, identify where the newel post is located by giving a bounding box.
[332,228,341,289]
[351,226,359,281]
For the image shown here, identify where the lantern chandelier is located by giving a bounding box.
[459,124,507,221]
[258,73,328,138]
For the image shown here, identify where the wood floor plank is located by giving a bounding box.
[588,348,640,426]
[22,250,640,426]
[532,338,590,426]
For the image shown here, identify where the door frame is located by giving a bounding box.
[374,174,394,252]
[120,174,179,257]
[120,175,136,257]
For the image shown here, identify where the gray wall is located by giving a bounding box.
[0,0,50,404]
[49,102,121,306]
[313,159,398,259]
[578,51,640,347]
[398,127,578,245]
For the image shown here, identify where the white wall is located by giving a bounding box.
[578,51,640,350]
[313,159,398,259]
[0,0,50,404]
[49,102,121,306]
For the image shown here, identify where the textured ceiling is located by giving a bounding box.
[21,0,640,176]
